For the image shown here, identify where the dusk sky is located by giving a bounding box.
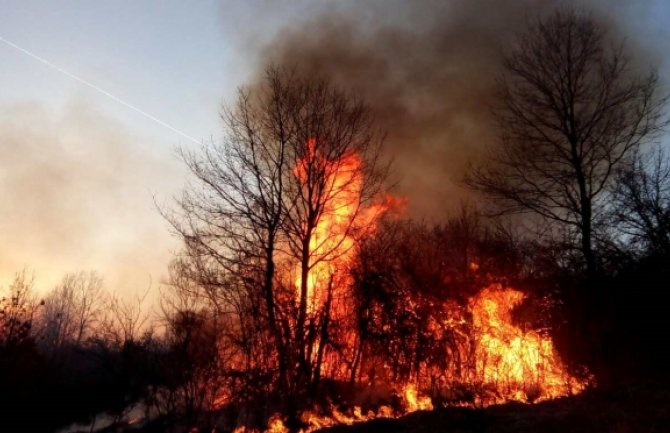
[1,0,669,299]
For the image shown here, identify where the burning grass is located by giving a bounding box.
[467,284,588,404]
[229,283,589,433]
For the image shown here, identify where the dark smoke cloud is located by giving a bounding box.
[254,0,663,219]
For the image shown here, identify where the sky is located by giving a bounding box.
[0,0,325,294]
[1,1,669,299]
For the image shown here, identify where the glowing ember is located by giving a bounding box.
[265,414,289,433]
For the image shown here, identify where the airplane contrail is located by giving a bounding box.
[0,35,202,145]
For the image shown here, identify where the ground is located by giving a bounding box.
[318,380,670,433]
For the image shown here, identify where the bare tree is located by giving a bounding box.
[467,10,667,274]
[100,287,152,347]
[0,270,39,348]
[167,67,297,396]
[613,146,670,255]
[40,271,104,351]
[279,72,386,392]
[168,65,387,411]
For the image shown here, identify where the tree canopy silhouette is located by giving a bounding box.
[467,10,667,274]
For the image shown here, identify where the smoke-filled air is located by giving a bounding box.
[256,0,663,218]
[1,2,669,433]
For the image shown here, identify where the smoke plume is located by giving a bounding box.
[253,0,663,219]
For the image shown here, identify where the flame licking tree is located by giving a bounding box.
[172,65,388,417]
[172,66,589,432]
[283,128,387,396]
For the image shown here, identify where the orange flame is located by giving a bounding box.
[403,384,433,412]
[293,138,387,315]
[253,388,431,433]
[468,284,587,403]
[234,284,588,433]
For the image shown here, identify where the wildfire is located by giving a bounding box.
[248,386,432,433]
[468,284,587,404]
[403,384,433,412]
[231,142,589,433]
[293,138,387,315]
[231,282,589,433]
[266,414,288,433]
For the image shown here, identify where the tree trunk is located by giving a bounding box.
[580,196,596,276]
[296,232,312,391]
[311,276,333,394]
[573,136,596,277]
[263,241,289,395]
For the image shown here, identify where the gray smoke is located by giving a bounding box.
[254,0,663,219]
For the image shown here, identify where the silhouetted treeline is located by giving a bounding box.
[0,271,156,431]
